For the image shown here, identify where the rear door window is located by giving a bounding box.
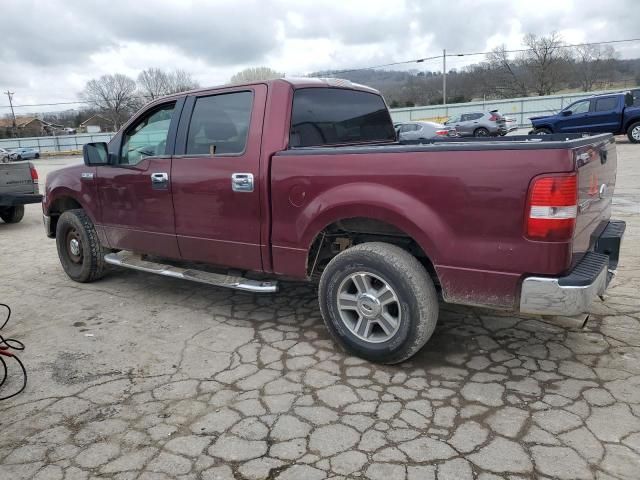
[290,88,395,147]
[594,97,618,112]
[186,91,253,156]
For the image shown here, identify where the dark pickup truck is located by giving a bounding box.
[1,161,41,224]
[43,78,625,363]
[531,90,640,142]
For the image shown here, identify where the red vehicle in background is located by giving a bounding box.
[43,78,624,363]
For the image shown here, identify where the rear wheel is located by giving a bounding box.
[474,127,490,137]
[0,206,24,223]
[534,127,552,135]
[34,153,40,159]
[15,155,22,161]
[55,209,108,282]
[627,121,640,143]
[318,242,439,364]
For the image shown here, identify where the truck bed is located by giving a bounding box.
[271,133,616,310]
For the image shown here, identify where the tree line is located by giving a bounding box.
[332,34,640,108]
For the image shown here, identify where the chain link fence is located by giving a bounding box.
[0,132,114,154]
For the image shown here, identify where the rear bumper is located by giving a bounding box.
[0,193,43,207]
[520,220,625,316]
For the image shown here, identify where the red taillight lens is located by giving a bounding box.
[489,114,498,121]
[30,166,39,183]
[525,174,577,241]
[435,130,448,136]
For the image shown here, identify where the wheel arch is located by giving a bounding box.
[45,193,84,238]
[624,117,640,132]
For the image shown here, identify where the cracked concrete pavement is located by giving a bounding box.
[0,140,639,479]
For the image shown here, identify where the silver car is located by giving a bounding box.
[10,147,40,160]
[397,121,457,142]
[444,110,507,137]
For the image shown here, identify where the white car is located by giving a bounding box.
[0,147,12,163]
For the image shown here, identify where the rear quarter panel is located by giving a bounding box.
[271,146,576,309]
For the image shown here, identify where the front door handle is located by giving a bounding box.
[151,172,169,190]
[232,173,254,192]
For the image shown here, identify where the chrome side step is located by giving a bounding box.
[104,251,278,293]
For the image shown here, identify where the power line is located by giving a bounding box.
[315,37,640,77]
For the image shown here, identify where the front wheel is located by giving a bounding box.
[0,206,24,223]
[15,155,22,161]
[34,153,40,159]
[55,209,109,282]
[627,121,640,143]
[318,242,439,364]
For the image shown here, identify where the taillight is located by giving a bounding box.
[30,165,39,184]
[435,129,449,136]
[489,114,498,121]
[525,174,577,241]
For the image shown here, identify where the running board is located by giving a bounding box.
[104,251,278,293]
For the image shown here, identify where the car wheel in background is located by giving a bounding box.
[15,155,22,161]
[35,153,40,159]
[534,127,552,135]
[627,121,640,143]
[474,127,490,137]
[55,209,109,283]
[0,206,25,223]
[318,242,439,364]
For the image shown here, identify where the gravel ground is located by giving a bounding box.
[0,140,639,479]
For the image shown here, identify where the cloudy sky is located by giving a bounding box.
[1,0,639,114]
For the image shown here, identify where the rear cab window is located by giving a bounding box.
[290,88,396,147]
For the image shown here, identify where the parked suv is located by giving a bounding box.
[444,110,507,137]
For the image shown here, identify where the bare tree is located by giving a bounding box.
[521,32,571,96]
[229,67,283,84]
[137,68,171,100]
[573,44,616,91]
[137,68,199,101]
[81,74,137,130]
[486,45,528,98]
[167,69,200,93]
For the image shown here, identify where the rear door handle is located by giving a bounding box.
[151,172,169,190]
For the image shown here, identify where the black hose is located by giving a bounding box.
[0,303,27,401]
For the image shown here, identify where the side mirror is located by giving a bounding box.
[83,142,110,166]
[561,110,572,116]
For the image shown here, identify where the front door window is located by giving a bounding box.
[120,103,175,165]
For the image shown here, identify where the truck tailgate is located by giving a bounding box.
[572,136,617,263]
[0,162,36,195]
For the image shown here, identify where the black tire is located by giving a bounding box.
[34,153,40,159]
[627,121,640,143]
[0,206,24,224]
[318,242,439,364]
[534,127,552,135]
[474,127,490,137]
[55,209,108,282]
[16,155,22,161]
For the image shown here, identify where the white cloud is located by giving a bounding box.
[1,0,638,114]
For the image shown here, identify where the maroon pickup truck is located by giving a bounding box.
[43,78,625,363]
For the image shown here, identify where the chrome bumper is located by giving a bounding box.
[520,220,625,316]
[520,261,609,316]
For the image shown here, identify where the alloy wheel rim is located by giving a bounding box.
[632,126,640,141]
[337,271,401,343]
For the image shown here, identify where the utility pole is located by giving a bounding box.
[4,91,17,137]
[442,49,447,106]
